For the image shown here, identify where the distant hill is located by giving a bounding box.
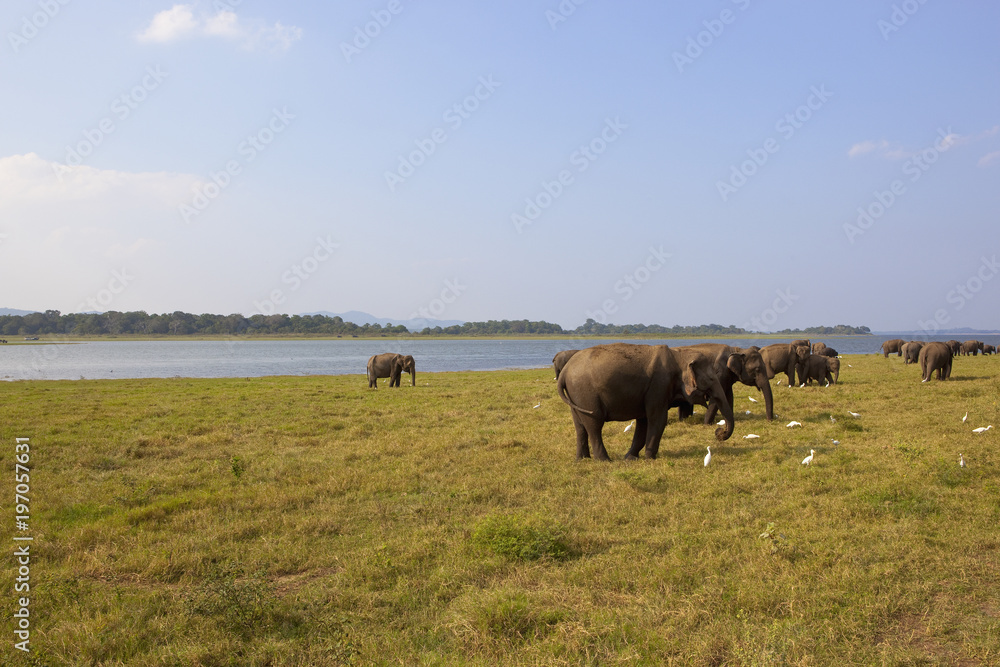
[0,308,37,316]
[304,311,465,331]
[874,329,1000,336]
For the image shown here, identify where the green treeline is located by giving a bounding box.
[0,311,872,337]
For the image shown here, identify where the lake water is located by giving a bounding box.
[3,336,999,381]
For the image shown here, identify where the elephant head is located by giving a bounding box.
[679,353,734,441]
[729,348,774,420]
[393,354,416,386]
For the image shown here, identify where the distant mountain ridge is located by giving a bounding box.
[873,328,1000,335]
[0,308,37,316]
[303,311,465,331]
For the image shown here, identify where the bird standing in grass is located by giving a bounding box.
[802,449,815,465]
[963,412,968,423]
[848,411,861,418]
[748,396,758,403]
[960,454,966,468]
[624,420,635,433]
[533,402,541,409]
[973,425,993,434]
[704,446,711,467]
[786,421,802,428]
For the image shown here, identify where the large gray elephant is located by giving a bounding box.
[811,342,828,355]
[556,343,734,461]
[818,347,838,358]
[802,355,840,385]
[983,344,996,355]
[791,339,811,349]
[760,343,811,386]
[919,342,952,381]
[901,341,924,365]
[881,339,905,357]
[367,353,416,388]
[552,349,580,380]
[960,340,984,356]
[945,340,962,355]
[673,344,774,423]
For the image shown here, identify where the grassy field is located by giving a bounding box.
[2,353,999,665]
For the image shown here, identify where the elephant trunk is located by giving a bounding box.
[758,373,774,421]
[710,379,734,441]
[410,368,416,387]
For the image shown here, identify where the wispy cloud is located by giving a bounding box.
[137,4,302,52]
[978,150,1000,168]
[849,125,999,161]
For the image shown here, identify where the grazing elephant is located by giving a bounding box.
[960,340,984,356]
[552,349,580,380]
[901,341,924,365]
[760,343,811,386]
[919,342,952,381]
[556,343,734,461]
[673,344,774,423]
[946,340,962,355]
[881,339,905,357]
[811,342,828,355]
[983,344,996,355]
[367,353,416,388]
[819,347,838,358]
[802,355,839,385]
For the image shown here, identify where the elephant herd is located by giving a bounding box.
[552,339,840,461]
[880,338,995,383]
[366,353,416,388]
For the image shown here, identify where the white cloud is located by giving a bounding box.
[136,4,199,43]
[849,125,1000,161]
[847,139,890,158]
[136,4,302,52]
[978,151,1000,168]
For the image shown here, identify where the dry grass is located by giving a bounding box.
[1,352,999,664]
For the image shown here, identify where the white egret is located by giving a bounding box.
[717,419,726,426]
[830,415,836,423]
[962,412,968,423]
[743,434,760,440]
[786,421,802,428]
[973,425,993,434]
[704,446,711,467]
[624,420,635,433]
[848,411,861,418]
[776,380,782,386]
[831,440,840,445]
[960,454,965,468]
[533,402,541,409]
[745,410,752,415]
[748,396,758,403]
[801,449,815,465]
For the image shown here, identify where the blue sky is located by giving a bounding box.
[2,0,998,331]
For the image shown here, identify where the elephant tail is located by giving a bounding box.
[557,376,594,415]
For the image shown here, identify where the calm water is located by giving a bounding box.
[3,336,999,381]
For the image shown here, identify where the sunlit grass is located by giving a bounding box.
[1,353,999,664]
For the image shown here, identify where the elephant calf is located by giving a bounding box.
[901,341,924,365]
[881,339,905,357]
[760,343,811,386]
[802,355,839,385]
[983,344,996,355]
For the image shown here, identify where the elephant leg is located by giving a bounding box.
[571,412,590,459]
[625,419,648,460]
[643,413,669,459]
[576,415,610,461]
[704,402,718,425]
[678,402,694,420]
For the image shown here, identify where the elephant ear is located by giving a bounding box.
[682,360,701,398]
[726,353,745,378]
